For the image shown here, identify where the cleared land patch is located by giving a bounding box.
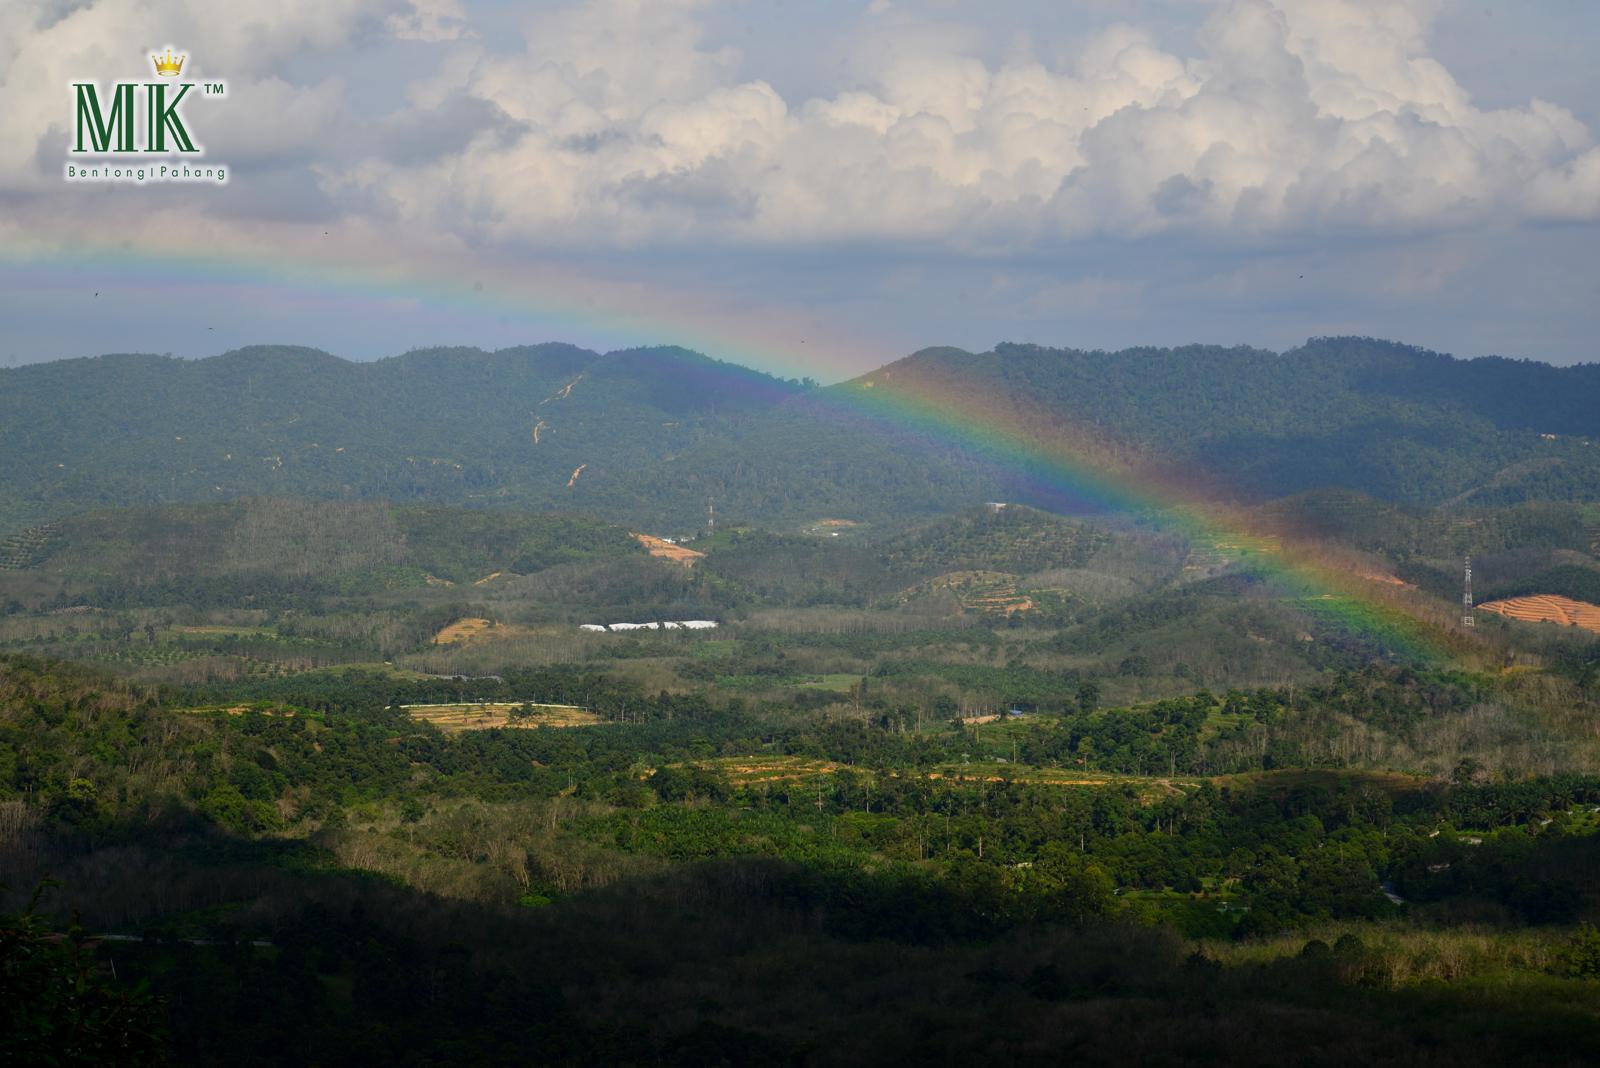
[1211,768,1430,800]
[433,617,494,644]
[1354,568,1414,589]
[176,704,301,718]
[633,533,705,566]
[801,518,862,537]
[429,617,545,647]
[404,702,600,732]
[1479,593,1600,634]
[928,764,1197,797]
[902,570,1037,616]
[687,754,1196,798]
[690,756,843,786]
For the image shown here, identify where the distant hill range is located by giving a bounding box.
[2,337,1597,533]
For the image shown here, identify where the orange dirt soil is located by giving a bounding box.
[431,617,544,646]
[633,533,706,566]
[1478,594,1600,634]
[432,617,494,644]
[540,375,583,405]
[1355,569,1414,589]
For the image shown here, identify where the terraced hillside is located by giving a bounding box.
[1479,594,1600,634]
[900,570,1038,616]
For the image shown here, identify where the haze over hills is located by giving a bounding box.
[2,336,1598,536]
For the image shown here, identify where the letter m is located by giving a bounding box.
[74,82,136,152]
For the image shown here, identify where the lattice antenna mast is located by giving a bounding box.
[1462,554,1474,627]
[707,497,715,536]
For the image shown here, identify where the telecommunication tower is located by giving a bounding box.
[707,498,715,536]
[1462,555,1474,627]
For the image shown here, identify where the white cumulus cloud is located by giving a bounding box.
[328,0,1600,250]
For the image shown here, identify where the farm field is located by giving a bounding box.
[403,701,601,731]
[927,762,1196,796]
[690,755,844,785]
[687,753,1197,795]
[902,570,1038,615]
[1478,594,1600,634]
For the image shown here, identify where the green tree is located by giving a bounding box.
[1562,923,1600,979]
[0,886,165,1065]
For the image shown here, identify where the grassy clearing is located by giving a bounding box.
[694,755,844,786]
[404,701,601,732]
[1203,922,1583,985]
[691,753,1198,797]
[1214,768,1433,798]
[174,703,308,718]
[929,762,1197,796]
[713,672,862,693]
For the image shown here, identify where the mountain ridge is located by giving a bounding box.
[2,336,1598,534]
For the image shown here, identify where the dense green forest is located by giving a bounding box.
[858,339,1600,508]
[5,652,1600,1065]
[3,336,1598,534]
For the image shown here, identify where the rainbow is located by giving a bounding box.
[827,357,1464,663]
[3,233,1473,662]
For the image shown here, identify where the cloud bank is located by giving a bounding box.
[327,0,1600,249]
[0,0,1597,369]
[6,0,1597,246]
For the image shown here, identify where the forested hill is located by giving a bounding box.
[0,343,807,533]
[2,336,1598,533]
[809,336,1600,510]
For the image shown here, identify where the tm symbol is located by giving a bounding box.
[204,83,225,95]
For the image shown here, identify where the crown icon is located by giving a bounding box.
[152,48,185,77]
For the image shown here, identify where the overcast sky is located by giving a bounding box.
[2,0,1598,376]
